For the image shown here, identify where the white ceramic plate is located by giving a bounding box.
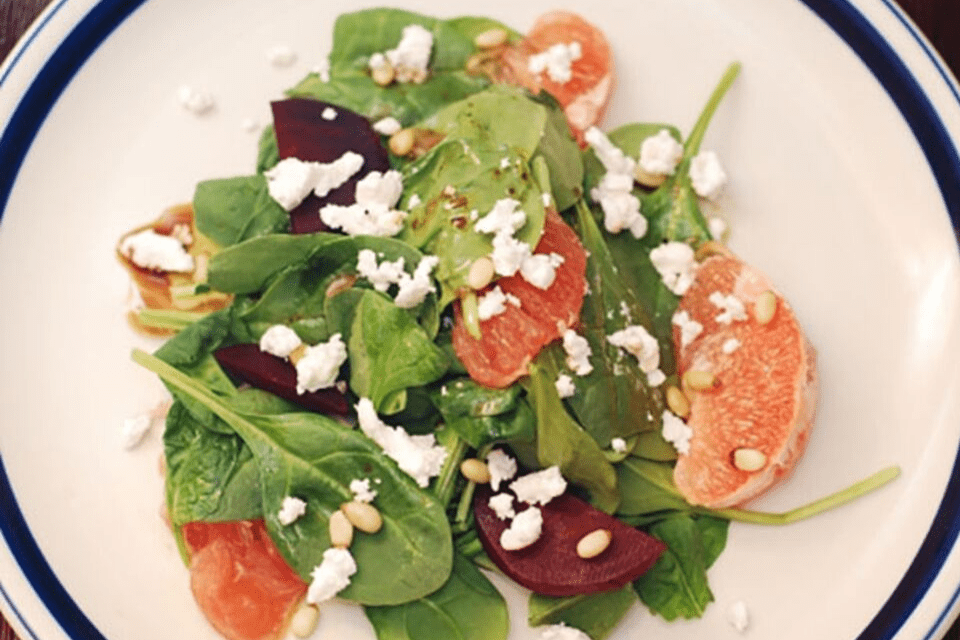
[1,1,959,639]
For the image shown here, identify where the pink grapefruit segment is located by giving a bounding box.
[671,254,818,508]
[181,520,307,640]
[452,209,588,388]
[495,11,614,145]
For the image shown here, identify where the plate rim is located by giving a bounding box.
[1,0,959,639]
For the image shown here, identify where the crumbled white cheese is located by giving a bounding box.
[722,337,742,354]
[611,437,628,453]
[489,232,532,278]
[176,85,215,115]
[488,493,516,521]
[510,466,567,506]
[321,107,338,121]
[350,478,378,503]
[528,42,582,84]
[357,250,406,292]
[555,373,576,398]
[382,24,433,83]
[500,506,543,550]
[690,150,727,200]
[486,449,518,491]
[478,286,521,321]
[372,116,402,136]
[607,325,660,374]
[265,153,365,211]
[295,334,348,394]
[647,369,667,387]
[650,241,697,295]
[307,547,357,604]
[120,229,195,273]
[562,330,593,376]
[708,216,727,240]
[709,291,748,324]
[356,398,448,487]
[639,129,684,176]
[394,256,439,308]
[320,169,407,237]
[121,413,154,450]
[540,623,592,640]
[278,496,307,525]
[662,410,693,455]
[475,198,526,236]
[313,57,331,82]
[407,194,422,210]
[672,310,704,348]
[520,252,564,290]
[259,324,303,359]
[266,44,298,67]
[727,600,750,633]
[585,127,647,238]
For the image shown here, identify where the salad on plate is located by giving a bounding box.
[115,7,900,640]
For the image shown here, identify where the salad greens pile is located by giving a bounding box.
[130,7,899,640]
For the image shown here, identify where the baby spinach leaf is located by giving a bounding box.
[430,378,535,448]
[615,457,691,517]
[163,400,262,526]
[532,91,584,212]
[526,361,619,514]
[554,201,666,446]
[528,585,637,640]
[364,553,509,640]
[207,233,343,294]
[348,289,450,414]
[134,349,454,606]
[632,515,729,620]
[192,175,289,248]
[256,124,279,173]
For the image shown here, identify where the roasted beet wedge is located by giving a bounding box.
[270,98,391,234]
[474,486,666,596]
[214,344,350,417]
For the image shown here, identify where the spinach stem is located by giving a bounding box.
[137,308,209,331]
[434,433,470,508]
[704,465,901,525]
[684,61,741,157]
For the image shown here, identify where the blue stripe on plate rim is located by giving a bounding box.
[0,0,958,639]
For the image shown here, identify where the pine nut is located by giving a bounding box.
[694,240,731,262]
[683,370,717,391]
[467,257,495,290]
[666,385,691,418]
[634,165,667,188]
[733,448,768,472]
[342,500,383,534]
[193,252,209,283]
[329,510,354,548]
[576,528,612,559]
[389,128,415,156]
[289,603,320,639]
[474,28,508,49]
[371,61,395,86]
[754,290,777,325]
[288,344,307,365]
[325,273,357,298]
[460,458,492,484]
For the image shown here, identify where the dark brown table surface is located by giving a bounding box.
[2,1,960,640]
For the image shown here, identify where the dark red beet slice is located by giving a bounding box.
[214,344,350,417]
[474,486,666,596]
[270,98,391,234]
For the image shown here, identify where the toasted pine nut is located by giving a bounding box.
[371,61,395,86]
[467,257,495,290]
[683,370,717,391]
[326,273,358,298]
[289,603,320,639]
[389,128,415,156]
[754,290,777,325]
[193,252,209,283]
[342,500,383,534]
[329,510,354,548]
[576,528,612,559]
[474,28,508,49]
[733,447,768,472]
[666,385,691,418]
[694,240,732,262]
[634,165,667,189]
[288,344,308,366]
[460,458,492,484]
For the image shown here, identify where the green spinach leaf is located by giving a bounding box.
[528,585,637,640]
[192,175,289,248]
[430,378,535,448]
